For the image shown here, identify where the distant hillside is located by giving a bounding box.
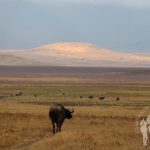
[0,42,150,67]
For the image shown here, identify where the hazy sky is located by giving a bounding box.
[0,0,150,52]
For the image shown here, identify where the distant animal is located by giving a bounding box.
[10,94,13,97]
[34,94,37,97]
[62,93,65,96]
[80,96,83,99]
[49,103,74,134]
[89,96,93,99]
[15,92,23,96]
[99,97,105,100]
[116,97,120,101]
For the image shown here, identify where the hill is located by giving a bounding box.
[0,42,149,67]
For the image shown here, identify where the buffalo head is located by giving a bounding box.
[65,108,74,119]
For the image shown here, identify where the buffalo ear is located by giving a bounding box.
[69,108,74,113]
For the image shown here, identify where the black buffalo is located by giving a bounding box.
[49,103,74,134]
[62,93,65,96]
[34,94,37,97]
[89,96,93,99]
[15,92,23,96]
[80,96,83,99]
[116,97,120,101]
[99,97,105,100]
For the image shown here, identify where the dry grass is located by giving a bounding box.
[0,76,150,150]
[0,101,148,150]
[0,103,51,150]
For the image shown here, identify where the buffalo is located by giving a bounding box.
[89,96,93,99]
[116,97,120,101]
[62,93,65,96]
[80,96,83,99]
[99,97,105,100]
[34,94,37,97]
[15,92,23,96]
[49,103,74,134]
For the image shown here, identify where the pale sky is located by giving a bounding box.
[25,0,150,8]
[0,0,150,52]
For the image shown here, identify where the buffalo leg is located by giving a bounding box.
[59,125,61,132]
[52,122,55,134]
[56,123,61,132]
[58,122,62,132]
[58,125,61,132]
[56,124,59,132]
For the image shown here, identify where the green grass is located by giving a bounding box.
[0,84,150,107]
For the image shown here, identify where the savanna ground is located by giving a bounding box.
[0,67,150,150]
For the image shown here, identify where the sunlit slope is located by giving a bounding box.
[0,42,149,67]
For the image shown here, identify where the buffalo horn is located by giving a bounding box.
[69,108,74,113]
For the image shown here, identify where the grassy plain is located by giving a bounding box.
[0,73,150,150]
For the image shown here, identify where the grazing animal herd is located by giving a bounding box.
[0,91,120,134]
[8,92,38,98]
[1,91,120,102]
[79,95,119,101]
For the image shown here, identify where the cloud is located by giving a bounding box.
[23,0,150,9]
